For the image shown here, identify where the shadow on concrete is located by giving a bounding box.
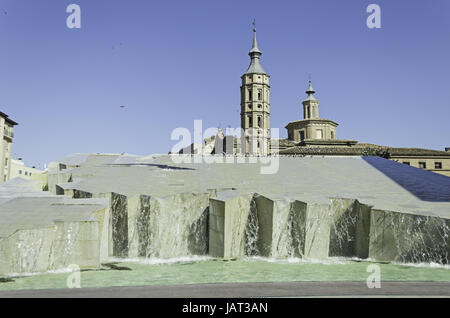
[362,156,450,202]
[105,163,195,171]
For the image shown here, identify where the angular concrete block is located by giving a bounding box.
[48,171,72,195]
[329,199,371,259]
[209,191,252,258]
[73,190,93,199]
[369,209,450,264]
[302,203,333,259]
[51,220,100,269]
[0,219,101,275]
[253,195,307,258]
[0,227,55,274]
[91,207,109,263]
[93,192,128,258]
[138,192,210,258]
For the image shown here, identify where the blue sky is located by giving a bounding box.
[0,0,449,168]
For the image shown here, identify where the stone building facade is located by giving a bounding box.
[10,159,44,180]
[0,112,18,183]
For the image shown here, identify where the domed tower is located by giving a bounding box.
[285,80,339,142]
[240,24,270,155]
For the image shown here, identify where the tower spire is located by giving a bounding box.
[305,78,316,100]
[245,20,265,74]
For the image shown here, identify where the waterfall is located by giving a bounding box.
[136,193,210,259]
[329,199,358,257]
[390,213,449,264]
[244,196,259,256]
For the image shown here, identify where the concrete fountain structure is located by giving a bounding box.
[0,178,108,274]
[1,153,449,276]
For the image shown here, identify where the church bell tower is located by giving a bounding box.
[240,23,270,155]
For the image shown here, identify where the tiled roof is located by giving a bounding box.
[280,142,450,157]
[271,138,297,148]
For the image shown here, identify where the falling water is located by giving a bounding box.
[244,197,259,256]
[138,193,210,259]
[390,213,449,264]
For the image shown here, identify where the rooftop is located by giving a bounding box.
[0,112,18,126]
[285,118,339,128]
[280,142,450,157]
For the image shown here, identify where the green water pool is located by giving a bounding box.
[1,257,449,291]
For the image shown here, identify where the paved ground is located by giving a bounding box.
[0,281,449,298]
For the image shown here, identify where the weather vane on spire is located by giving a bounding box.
[252,19,256,32]
[308,73,312,84]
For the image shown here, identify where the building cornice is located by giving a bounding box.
[241,83,271,89]
[285,118,339,128]
[0,112,18,126]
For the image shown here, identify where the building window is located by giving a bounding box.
[435,162,442,169]
[19,170,22,174]
[402,162,410,166]
[258,89,262,100]
[257,116,262,128]
[25,172,28,176]
[419,162,426,169]
[300,131,305,141]
[248,104,252,109]
[248,89,252,100]
[316,130,323,139]
[257,141,260,149]
[331,131,334,139]
[307,106,311,118]
[258,104,262,109]
[248,116,253,128]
